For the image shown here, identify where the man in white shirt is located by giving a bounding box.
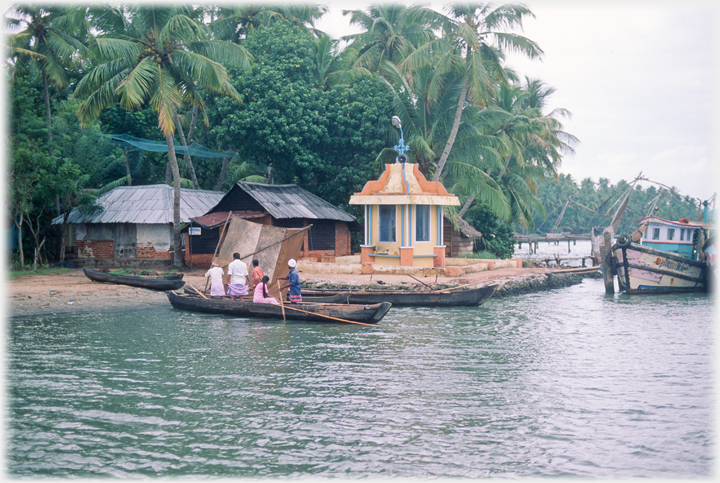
[227,252,250,301]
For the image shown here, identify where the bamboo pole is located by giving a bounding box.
[186,284,208,299]
[204,211,233,292]
[280,305,377,326]
[277,280,286,321]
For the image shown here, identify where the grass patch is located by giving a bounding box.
[8,267,72,280]
[457,250,497,259]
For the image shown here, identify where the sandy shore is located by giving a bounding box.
[5,265,557,318]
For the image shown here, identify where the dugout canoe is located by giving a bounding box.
[166,291,391,325]
[300,284,499,307]
[83,268,186,291]
[183,285,351,304]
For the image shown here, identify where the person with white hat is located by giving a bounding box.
[204,260,226,299]
[279,258,302,303]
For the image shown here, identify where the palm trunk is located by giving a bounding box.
[166,135,183,267]
[432,83,468,182]
[59,212,70,263]
[172,111,199,189]
[123,147,132,186]
[215,156,229,191]
[458,193,475,218]
[42,69,53,156]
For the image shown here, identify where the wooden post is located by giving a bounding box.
[599,230,615,294]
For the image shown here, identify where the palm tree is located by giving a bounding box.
[392,65,511,218]
[342,3,438,87]
[6,5,89,155]
[75,5,253,267]
[209,3,327,42]
[402,3,542,182]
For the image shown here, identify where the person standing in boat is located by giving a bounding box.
[227,252,250,301]
[205,261,226,299]
[253,275,279,304]
[251,259,263,290]
[279,258,302,303]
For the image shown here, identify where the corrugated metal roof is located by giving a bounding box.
[52,185,224,225]
[190,211,266,229]
[234,182,357,222]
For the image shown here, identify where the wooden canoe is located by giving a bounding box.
[182,285,351,304]
[166,291,391,324]
[83,268,186,291]
[300,284,499,307]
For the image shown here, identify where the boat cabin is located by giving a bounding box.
[639,216,702,260]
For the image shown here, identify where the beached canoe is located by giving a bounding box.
[300,284,498,307]
[83,268,186,291]
[166,291,391,325]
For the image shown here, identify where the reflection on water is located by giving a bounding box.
[7,278,714,478]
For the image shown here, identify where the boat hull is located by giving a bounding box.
[613,242,706,294]
[166,291,391,324]
[83,268,186,291]
[301,284,498,307]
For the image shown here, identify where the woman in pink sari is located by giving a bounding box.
[253,275,278,304]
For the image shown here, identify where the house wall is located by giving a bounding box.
[137,224,172,260]
[444,223,474,257]
[74,223,174,260]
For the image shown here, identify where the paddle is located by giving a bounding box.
[277,280,286,321]
[280,305,377,326]
[407,274,435,290]
[186,284,208,299]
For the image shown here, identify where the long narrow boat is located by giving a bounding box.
[612,216,710,294]
[83,268,186,291]
[182,286,350,304]
[300,284,498,307]
[166,291,391,324]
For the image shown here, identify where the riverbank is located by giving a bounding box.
[5,266,599,318]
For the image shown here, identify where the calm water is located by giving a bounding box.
[7,277,715,478]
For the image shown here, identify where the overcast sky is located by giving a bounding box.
[316,0,718,203]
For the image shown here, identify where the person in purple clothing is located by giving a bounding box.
[279,258,302,303]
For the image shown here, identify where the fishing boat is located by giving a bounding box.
[183,285,351,303]
[83,268,186,291]
[612,216,711,294]
[166,291,391,325]
[299,283,498,307]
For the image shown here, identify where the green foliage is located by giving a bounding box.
[205,20,394,209]
[532,175,703,235]
[465,204,517,259]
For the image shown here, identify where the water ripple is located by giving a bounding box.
[7,278,714,478]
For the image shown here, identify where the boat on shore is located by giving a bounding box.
[612,216,711,294]
[299,284,498,307]
[83,268,186,291]
[166,291,391,325]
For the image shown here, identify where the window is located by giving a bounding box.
[415,205,430,242]
[378,205,396,242]
[680,229,685,241]
[667,228,675,241]
[652,228,660,240]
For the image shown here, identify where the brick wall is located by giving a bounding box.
[186,253,214,267]
[335,222,351,256]
[77,239,114,259]
[137,242,172,260]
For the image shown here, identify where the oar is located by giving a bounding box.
[186,284,208,299]
[280,305,377,326]
[277,280,286,321]
[431,281,481,293]
[407,274,435,290]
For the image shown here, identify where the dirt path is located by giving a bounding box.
[6,266,551,318]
